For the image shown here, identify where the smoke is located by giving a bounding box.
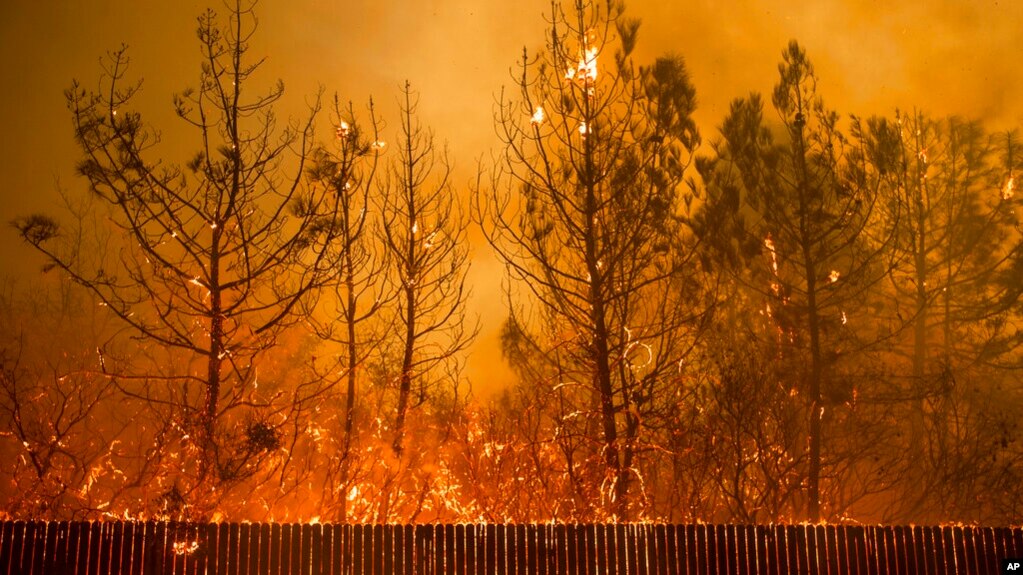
[629,0,1022,129]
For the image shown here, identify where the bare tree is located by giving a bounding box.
[14,0,339,518]
[478,0,707,519]
[381,82,475,459]
[0,274,132,520]
[303,97,390,521]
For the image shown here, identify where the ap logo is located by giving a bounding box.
[1005,559,1023,573]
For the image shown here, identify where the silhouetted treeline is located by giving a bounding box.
[3,0,1020,525]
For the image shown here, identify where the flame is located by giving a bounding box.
[566,46,598,83]
[623,327,653,370]
[764,236,779,273]
[841,311,848,325]
[578,121,589,136]
[564,36,598,84]
[173,540,200,555]
[423,230,439,250]
[578,46,598,82]
[530,106,545,125]
[372,141,386,150]
[829,270,840,284]
[1003,175,1015,200]
[337,121,350,139]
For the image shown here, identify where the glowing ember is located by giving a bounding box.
[566,46,598,83]
[764,235,779,273]
[172,540,199,555]
[623,327,653,370]
[423,230,439,249]
[530,106,545,125]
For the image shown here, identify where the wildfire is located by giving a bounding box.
[423,230,439,250]
[623,326,653,371]
[1003,175,1015,200]
[530,106,545,126]
[564,30,598,85]
[173,540,200,555]
[566,46,598,83]
[764,236,779,273]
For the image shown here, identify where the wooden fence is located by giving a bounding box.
[1,521,1020,574]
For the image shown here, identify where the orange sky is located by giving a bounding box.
[1,0,1020,393]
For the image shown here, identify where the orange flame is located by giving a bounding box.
[530,106,545,126]
[565,43,598,84]
[764,236,779,273]
[173,540,200,555]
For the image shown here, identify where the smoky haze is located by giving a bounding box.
[0,0,1020,394]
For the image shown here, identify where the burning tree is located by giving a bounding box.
[382,82,475,459]
[354,82,477,522]
[852,113,1023,523]
[14,1,340,519]
[857,115,1022,381]
[697,42,896,522]
[0,265,142,520]
[478,0,709,520]
[302,97,390,521]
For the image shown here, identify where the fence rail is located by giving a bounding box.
[0,521,1020,574]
